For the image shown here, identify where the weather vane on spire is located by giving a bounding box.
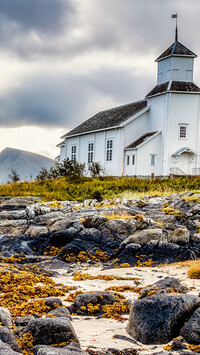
[172,13,178,42]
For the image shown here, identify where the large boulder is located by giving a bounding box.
[19,318,79,347]
[180,307,200,344]
[126,294,200,344]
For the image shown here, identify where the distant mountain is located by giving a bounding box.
[0,147,55,183]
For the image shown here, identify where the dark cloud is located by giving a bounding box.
[0,0,199,59]
[0,68,153,128]
[0,0,73,33]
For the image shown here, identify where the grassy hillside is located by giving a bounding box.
[0,176,199,202]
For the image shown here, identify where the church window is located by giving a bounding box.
[88,142,94,163]
[127,156,130,165]
[179,125,187,138]
[106,139,113,161]
[71,145,77,162]
[151,154,156,166]
[132,155,135,165]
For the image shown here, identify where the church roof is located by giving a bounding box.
[146,81,200,97]
[62,100,148,138]
[156,41,197,62]
[125,132,157,149]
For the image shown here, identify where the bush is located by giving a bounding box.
[8,169,20,183]
[88,162,104,178]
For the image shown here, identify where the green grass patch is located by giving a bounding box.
[0,176,199,202]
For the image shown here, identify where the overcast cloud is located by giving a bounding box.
[0,0,200,155]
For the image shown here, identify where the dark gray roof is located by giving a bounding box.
[156,41,197,61]
[146,81,200,97]
[125,132,157,149]
[63,100,148,137]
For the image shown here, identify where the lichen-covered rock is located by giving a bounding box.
[19,318,80,347]
[126,294,200,344]
[44,297,62,310]
[180,307,200,344]
[69,292,121,315]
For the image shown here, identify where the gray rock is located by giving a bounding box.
[126,294,200,344]
[19,317,80,347]
[180,307,200,344]
[139,277,188,298]
[32,345,83,355]
[70,292,121,315]
[83,215,107,228]
[15,316,35,327]
[0,307,12,327]
[45,297,62,310]
[1,197,36,209]
[46,307,71,319]
[0,210,27,220]
[0,339,21,354]
[25,226,49,239]
[123,229,163,246]
[168,227,190,245]
[0,326,21,352]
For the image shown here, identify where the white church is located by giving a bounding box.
[57,33,200,177]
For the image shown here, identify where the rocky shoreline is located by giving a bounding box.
[0,193,199,354]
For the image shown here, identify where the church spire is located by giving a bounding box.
[172,13,178,41]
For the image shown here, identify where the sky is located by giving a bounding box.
[0,0,200,159]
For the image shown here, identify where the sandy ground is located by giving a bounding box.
[47,261,199,353]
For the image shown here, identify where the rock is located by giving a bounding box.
[0,339,21,354]
[45,307,71,319]
[19,318,80,347]
[168,227,190,245]
[0,326,21,352]
[25,226,49,239]
[0,307,12,327]
[1,197,36,209]
[48,228,77,247]
[15,316,35,327]
[31,345,83,355]
[126,294,200,344]
[122,229,163,247]
[0,210,27,220]
[49,219,81,234]
[44,297,62,310]
[83,215,107,229]
[69,292,121,315]
[180,307,200,344]
[139,277,188,298]
[171,339,187,350]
